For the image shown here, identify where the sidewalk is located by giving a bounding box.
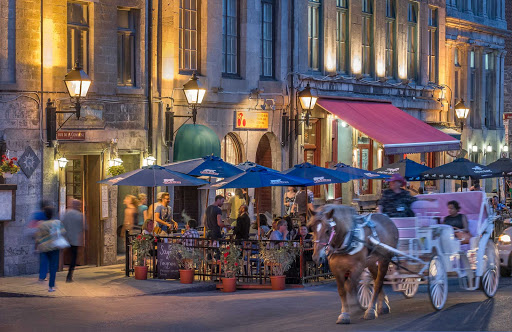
[0,264,216,298]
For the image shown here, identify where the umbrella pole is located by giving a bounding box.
[256,189,260,240]
[203,176,212,239]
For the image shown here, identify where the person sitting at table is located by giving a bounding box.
[491,196,509,214]
[269,219,289,246]
[443,200,470,244]
[284,215,297,240]
[182,219,199,247]
[233,205,250,240]
[293,224,312,242]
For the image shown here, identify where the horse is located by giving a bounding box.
[308,205,399,324]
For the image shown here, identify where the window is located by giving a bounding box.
[487,0,497,19]
[222,0,238,75]
[469,50,480,128]
[179,0,198,72]
[0,0,15,83]
[407,2,417,81]
[385,0,395,78]
[117,9,137,87]
[361,0,373,76]
[471,0,480,15]
[308,0,321,71]
[67,2,89,73]
[454,70,459,100]
[454,48,461,101]
[427,8,438,83]
[336,0,348,73]
[456,0,466,11]
[261,0,274,78]
[454,48,460,67]
[485,53,496,128]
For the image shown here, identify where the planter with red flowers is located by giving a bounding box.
[259,243,299,290]
[220,245,243,292]
[0,155,19,179]
[132,234,155,280]
[168,243,201,284]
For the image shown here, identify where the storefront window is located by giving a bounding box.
[355,133,373,195]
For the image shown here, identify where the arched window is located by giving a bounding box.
[221,133,243,165]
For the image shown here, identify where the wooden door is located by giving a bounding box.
[256,135,272,215]
[85,155,101,265]
[304,119,321,197]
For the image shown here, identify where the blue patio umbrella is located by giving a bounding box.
[282,162,351,185]
[163,155,243,178]
[199,166,311,190]
[333,163,390,180]
[236,161,277,172]
[98,165,208,187]
[373,159,431,181]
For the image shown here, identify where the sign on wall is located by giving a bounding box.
[57,131,86,141]
[235,111,269,130]
[100,184,109,220]
[18,146,40,178]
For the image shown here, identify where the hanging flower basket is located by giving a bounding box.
[0,155,19,179]
[108,165,125,176]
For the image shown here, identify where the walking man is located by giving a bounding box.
[61,199,84,282]
[205,195,229,240]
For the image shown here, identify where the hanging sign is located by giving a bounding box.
[57,131,86,141]
[235,111,268,130]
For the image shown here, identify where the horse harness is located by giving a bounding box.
[315,214,380,256]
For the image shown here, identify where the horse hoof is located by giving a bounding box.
[364,308,377,320]
[336,313,351,324]
[378,301,390,315]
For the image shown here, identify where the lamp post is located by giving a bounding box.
[298,83,318,126]
[182,73,206,124]
[63,61,92,119]
[454,99,470,132]
[57,157,69,169]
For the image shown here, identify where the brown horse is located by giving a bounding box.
[308,205,399,324]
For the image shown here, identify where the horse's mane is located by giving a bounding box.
[308,205,355,248]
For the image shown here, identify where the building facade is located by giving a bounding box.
[0,0,507,276]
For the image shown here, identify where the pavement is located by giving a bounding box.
[0,264,216,298]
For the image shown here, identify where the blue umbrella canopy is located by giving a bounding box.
[282,162,351,185]
[199,166,311,190]
[236,161,277,172]
[373,159,431,181]
[422,158,501,180]
[163,155,243,178]
[333,163,390,180]
[98,165,208,187]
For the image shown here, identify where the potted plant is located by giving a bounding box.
[220,245,243,292]
[107,164,125,176]
[259,243,298,290]
[0,155,19,179]
[168,243,201,284]
[132,234,155,280]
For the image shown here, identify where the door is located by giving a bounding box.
[356,135,373,195]
[304,119,321,197]
[85,155,101,265]
[256,134,272,215]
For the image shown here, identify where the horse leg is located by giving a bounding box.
[335,274,351,324]
[376,261,391,315]
[364,260,387,320]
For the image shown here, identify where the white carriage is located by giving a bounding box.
[358,191,500,311]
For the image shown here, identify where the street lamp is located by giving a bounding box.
[143,155,157,167]
[298,83,318,127]
[183,73,206,124]
[57,157,69,169]
[63,61,92,120]
[454,99,470,131]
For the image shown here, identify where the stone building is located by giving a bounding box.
[504,0,512,152]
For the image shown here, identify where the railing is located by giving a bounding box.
[125,232,332,285]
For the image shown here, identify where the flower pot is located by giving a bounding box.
[222,277,237,292]
[270,275,286,290]
[134,266,148,280]
[179,269,195,284]
[2,173,13,179]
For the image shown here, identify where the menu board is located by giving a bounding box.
[157,243,179,279]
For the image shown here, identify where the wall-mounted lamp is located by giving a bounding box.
[486,144,493,153]
[143,156,157,167]
[183,72,206,124]
[503,145,509,153]
[340,121,349,128]
[298,83,318,111]
[57,157,69,169]
[472,145,478,153]
[109,158,123,167]
[454,99,470,131]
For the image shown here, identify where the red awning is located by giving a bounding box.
[317,99,460,155]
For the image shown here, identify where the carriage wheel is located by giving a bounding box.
[357,269,373,310]
[428,255,448,310]
[481,241,500,298]
[402,278,420,299]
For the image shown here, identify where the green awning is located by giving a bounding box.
[430,124,461,140]
[173,124,221,162]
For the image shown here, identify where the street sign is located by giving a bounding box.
[235,111,268,130]
[56,131,86,140]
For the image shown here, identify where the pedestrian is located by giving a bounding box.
[228,189,246,226]
[182,219,200,247]
[122,195,139,235]
[284,186,297,215]
[137,193,148,227]
[153,192,177,236]
[35,206,69,292]
[293,187,314,218]
[28,201,51,282]
[205,195,229,240]
[61,199,84,283]
[378,174,417,218]
[233,205,250,240]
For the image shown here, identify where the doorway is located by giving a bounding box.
[64,155,101,266]
[256,134,272,215]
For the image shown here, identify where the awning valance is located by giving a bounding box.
[317,99,460,155]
